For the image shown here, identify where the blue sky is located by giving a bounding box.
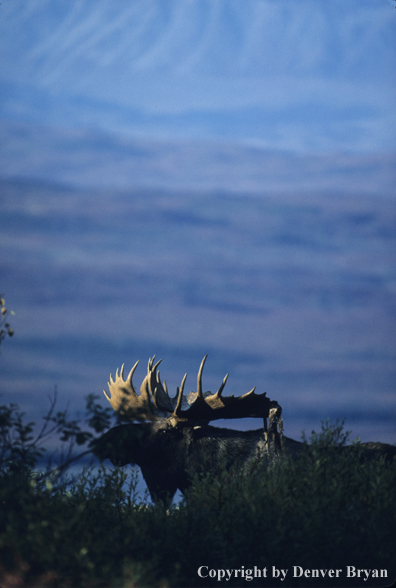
[0,1,395,447]
[0,0,395,154]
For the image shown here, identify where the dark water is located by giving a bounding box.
[0,178,395,443]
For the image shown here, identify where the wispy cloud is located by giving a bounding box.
[0,120,395,191]
[1,177,395,442]
[0,0,394,151]
[0,2,395,445]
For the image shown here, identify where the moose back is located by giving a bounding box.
[91,356,395,504]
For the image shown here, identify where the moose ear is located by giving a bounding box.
[91,424,149,466]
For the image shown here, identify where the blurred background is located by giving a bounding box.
[0,0,395,445]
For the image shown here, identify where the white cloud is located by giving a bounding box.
[0,0,394,151]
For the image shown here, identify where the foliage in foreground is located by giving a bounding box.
[0,402,395,588]
[0,295,14,352]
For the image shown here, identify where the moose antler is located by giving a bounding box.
[104,356,280,429]
[103,361,160,421]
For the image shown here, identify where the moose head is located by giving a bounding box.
[92,356,284,504]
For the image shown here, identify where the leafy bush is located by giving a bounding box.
[0,402,395,588]
[0,295,14,352]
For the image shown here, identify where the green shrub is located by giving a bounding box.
[0,296,14,352]
[0,402,395,588]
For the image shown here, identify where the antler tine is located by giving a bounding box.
[174,373,188,415]
[215,373,229,398]
[105,356,279,428]
[156,368,170,396]
[197,355,207,398]
[171,357,276,425]
[127,360,139,385]
[146,356,174,412]
[104,360,160,421]
[246,386,256,396]
[147,358,160,392]
[106,366,123,397]
[148,356,162,374]
[156,369,168,393]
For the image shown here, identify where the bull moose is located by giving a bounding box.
[92,356,395,504]
[92,355,292,502]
